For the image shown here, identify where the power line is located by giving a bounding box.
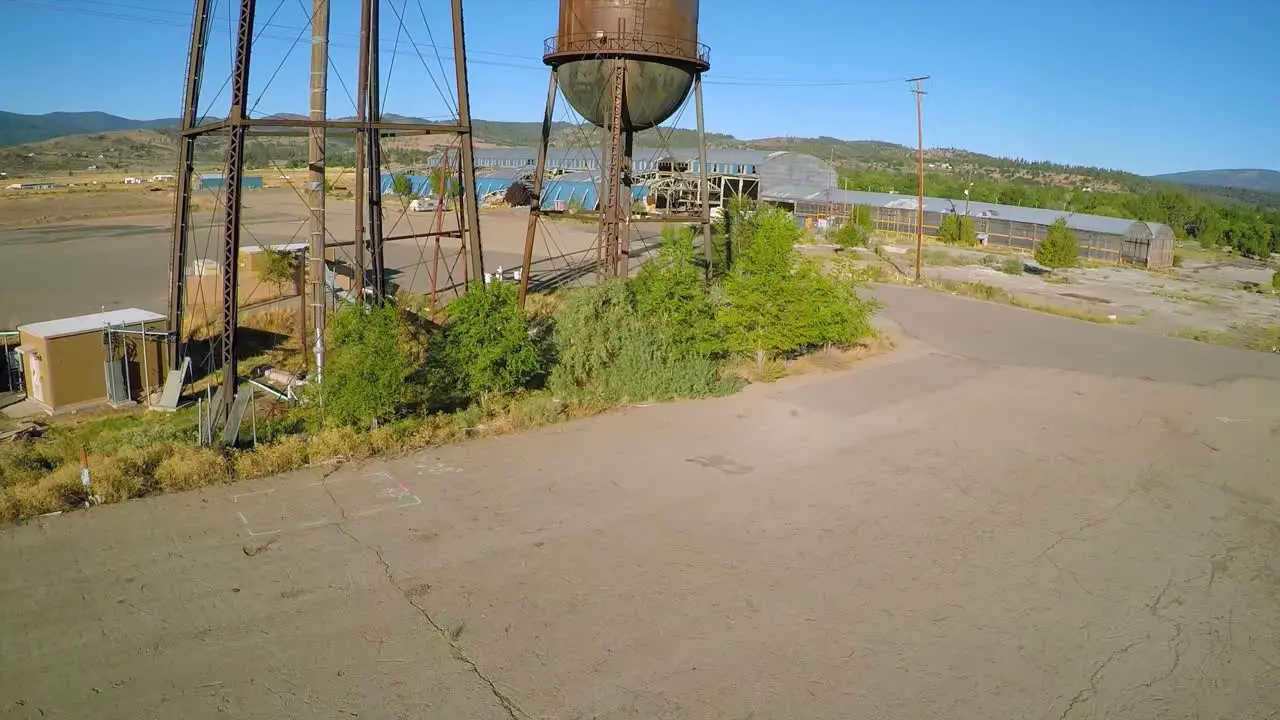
[4,0,923,90]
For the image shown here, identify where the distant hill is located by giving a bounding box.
[2,109,1278,212]
[1151,169,1280,194]
[0,111,175,146]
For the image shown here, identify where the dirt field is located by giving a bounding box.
[0,187,661,328]
[863,239,1280,342]
[0,186,178,228]
[2,286,1279,719]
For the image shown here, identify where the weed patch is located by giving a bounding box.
[925,278,1130,324]
[1174,324,1280,353]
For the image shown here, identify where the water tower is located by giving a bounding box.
[518,0,713,303]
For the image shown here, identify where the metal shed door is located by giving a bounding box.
[28,354,44,404]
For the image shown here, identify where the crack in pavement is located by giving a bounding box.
[1057,642,1141,720]
[1137,620,1184,691]
[1032,485,1139,563]
[320,472,526,720]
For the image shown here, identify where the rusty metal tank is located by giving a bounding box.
[543,0,710,131]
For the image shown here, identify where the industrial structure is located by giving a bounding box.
[390,146,834,215]
[164,0,485,444]
[518,0,714,305]
[767,187,1177,268]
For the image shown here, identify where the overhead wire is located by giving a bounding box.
[5,0,921,92]
[416,0,458,118]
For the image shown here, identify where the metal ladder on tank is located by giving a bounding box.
[628,3,645,39]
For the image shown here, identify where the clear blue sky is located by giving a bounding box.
[1,0,1277,176]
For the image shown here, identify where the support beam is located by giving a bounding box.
[167,0,212,370]
[908,75,930,284]
[695,73,713,278]
[601,58,627,278]
[365,0,386,303]
[452,0,484,284]
[219,0,257,425]
[307,0,329,381]
[620,128,634,278]
[181,118,468,136]
[352,0,371,302]
[518,71,559,308]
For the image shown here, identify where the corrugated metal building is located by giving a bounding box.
[471,147,775,175]
[399,147,831,211]
[469,147,824,189]
[198,173,264,191]
[765,186,1175,268]
[381,172,646,213]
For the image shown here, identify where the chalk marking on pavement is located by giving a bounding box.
[232,488,275,502]
[415,461,462,475]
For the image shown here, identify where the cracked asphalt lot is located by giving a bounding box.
[3,284,1280,719]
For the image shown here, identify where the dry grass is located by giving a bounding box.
[726,334,894,384]
[924,278,1133,325]
[0,187,209,229]
[154,447,230,492]
[787,337,896,375]
[1174,324,1280,354]
[232,434,310,478]
[922,249,968,267]
[1154,289,1224,306]
[0,464,88,521]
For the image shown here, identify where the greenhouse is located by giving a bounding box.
[765,187,1176,268]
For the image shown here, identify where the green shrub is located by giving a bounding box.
[549,282,733,404]
[390,173,417,200]
[715,196,761,273]
[1000,257,1025,275]
[831,206,874,248]
[718,209,875,371]
[938,213,977,246]
[1035,218,1080,268]
[630,227,724,358]
[321,302,417,428]
[429,281,541,405]
[259,249,300,295]
[1272,270,1280,291]
[1172,252,1184,268]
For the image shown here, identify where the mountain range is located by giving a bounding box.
[2,110,1278,198]
[1151,169,1280,194]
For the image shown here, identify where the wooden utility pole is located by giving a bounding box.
[352,0,371,302]
[452,0,484,284]
[307,0,328,379]
[908,76,929,283]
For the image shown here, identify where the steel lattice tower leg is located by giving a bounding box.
[219,0,257,422]
[166,0,212,370]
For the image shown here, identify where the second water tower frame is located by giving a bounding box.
[517,0,714,306]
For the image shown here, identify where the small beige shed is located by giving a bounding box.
[17,308,166,415]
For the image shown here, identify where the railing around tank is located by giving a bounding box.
[543,34,711,67]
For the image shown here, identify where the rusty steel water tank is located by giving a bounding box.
[544,0,710,131]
